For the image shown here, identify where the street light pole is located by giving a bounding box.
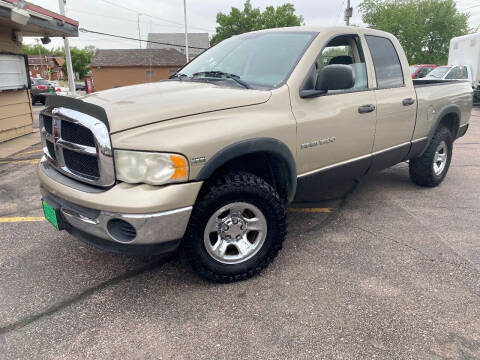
[35,38,45,78]
[58,0,76,96]
[183,0,189,62]
[137,13,142,49]
[344,0,353,26]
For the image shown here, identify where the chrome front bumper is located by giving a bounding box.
[41,187,192,246]
[62,205,192,245]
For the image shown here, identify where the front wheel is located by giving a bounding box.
[409,127,453,187]
[181,172,286,283]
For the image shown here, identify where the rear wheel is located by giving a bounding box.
[181,172,286,283]
[409,127,453,187]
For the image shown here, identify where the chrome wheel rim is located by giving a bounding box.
[203,202,267,265]
[433,141,448,176]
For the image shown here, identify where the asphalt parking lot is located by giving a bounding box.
[0,109,479,359]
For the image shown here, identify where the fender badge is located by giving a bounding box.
[301,137,336,149]
[191,156,206,165]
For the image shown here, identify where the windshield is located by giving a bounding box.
[426,66,451,79]
[36,79,51,85]
[177,31,317,89]
[410,66,419,75]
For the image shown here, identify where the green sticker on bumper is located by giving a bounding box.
[42,200,59,230]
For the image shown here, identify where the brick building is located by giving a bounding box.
[28,55,65,80]
[90,48,186,91]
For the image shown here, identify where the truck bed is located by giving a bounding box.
[412,80,473,141]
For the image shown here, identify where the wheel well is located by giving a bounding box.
[438,112,460,139]
[202,152,292,202]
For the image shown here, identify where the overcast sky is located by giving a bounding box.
[24,0,480,50]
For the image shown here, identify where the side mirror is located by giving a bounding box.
[316,64,355,91]
[300,64,355,98]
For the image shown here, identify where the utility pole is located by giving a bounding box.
[35,38,45,78]
[58,0,76,96]
[344,0,353,26]
[137,13,142,49]
[183,0,189,62]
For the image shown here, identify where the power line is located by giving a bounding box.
[97,0,212,32]
[68,8,182,29]
[462,4,480,11]
[79,28,209,50]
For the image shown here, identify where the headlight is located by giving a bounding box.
[114,150,188,185]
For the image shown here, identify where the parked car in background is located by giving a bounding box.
[30,78,56,105]
[449,33,480,103]
[75,82,86,91]
[410,64,437,79]
[424,65,472,85]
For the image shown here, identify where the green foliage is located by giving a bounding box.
[22,44,63,56]
[359,0,470,65]
[211,0,304,45]
[67,46,96,79]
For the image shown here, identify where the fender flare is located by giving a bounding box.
[419,104,461,156]
[196,138,297,202]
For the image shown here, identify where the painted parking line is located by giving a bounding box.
[287,208,333,213]
[0,159,40,165]
[0,216,45,223]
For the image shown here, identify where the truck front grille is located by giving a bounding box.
[43,115,53,135]
[46,141,56,161]
[39,107,115,187]
[63,148,100,178]
[61,120,96,147]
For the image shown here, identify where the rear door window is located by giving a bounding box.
[365,35,404,88]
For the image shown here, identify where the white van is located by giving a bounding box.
[449,33,480,88]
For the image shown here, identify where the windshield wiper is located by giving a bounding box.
[191,71,250,89]
[169,72,188,80]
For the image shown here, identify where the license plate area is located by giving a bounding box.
[42,199,67,230]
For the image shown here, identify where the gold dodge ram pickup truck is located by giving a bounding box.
[38,27,472,282]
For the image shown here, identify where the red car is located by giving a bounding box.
[410,64,437,79]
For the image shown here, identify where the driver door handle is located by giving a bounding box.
[358,104,376,114]
[403,98,415,106]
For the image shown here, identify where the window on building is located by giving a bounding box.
[146,70,154,77]
[365,35,404,88]
[33,65,38,70]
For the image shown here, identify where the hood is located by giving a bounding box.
[81,80,272,133]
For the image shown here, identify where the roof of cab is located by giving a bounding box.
[245,26,397,40]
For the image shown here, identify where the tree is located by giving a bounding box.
[22,44,63,56]
[359,0,470,65]
[211,0,304,45]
